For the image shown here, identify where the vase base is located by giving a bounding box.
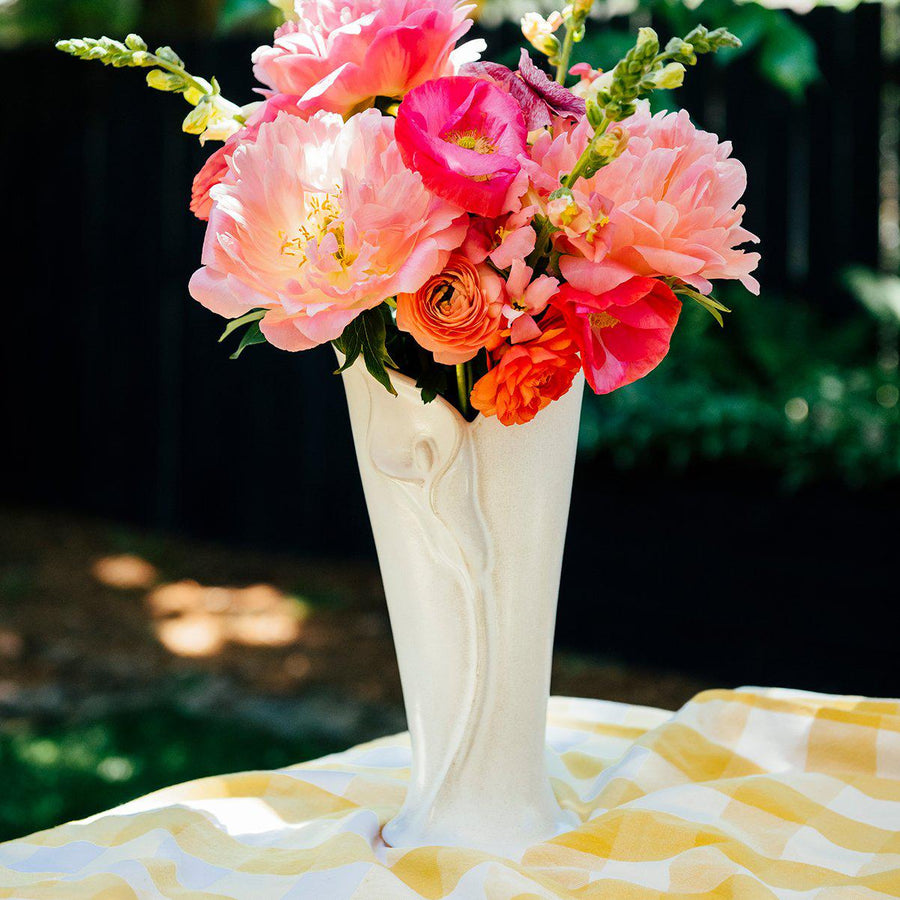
[381,806,579,860]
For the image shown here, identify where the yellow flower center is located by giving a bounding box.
[280,190,355,269]
[585,212,610,244]
[589,311,619,330]
[444,129,496,154]
[436,282,456,314]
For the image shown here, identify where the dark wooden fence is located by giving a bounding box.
[2,10,896,694]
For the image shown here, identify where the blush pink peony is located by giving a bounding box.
[189,109,466,351]
[525,104,760,297]
[252,0,482,116]
[395,76,529,217]
[190,94,303,221]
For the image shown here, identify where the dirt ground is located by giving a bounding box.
[1,507,710,743]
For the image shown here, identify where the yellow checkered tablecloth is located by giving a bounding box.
[1,688,899,898]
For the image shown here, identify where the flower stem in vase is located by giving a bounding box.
[456,363,470,416]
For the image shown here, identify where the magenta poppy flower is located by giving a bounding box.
[395,76,528,217]
[553,277,681,394]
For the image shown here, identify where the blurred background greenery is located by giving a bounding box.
[2,0,899,844]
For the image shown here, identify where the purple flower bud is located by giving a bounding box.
[463,49,586,131]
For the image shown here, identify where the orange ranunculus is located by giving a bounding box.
[470,315,581,426]
[396,254,503,365]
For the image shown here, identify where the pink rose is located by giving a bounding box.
[395,76,529,217]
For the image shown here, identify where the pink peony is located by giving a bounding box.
[525,104,760,297]
[190,94,303,221]
[552,277,681,394]
[189,109,466,351]
[395,76,529,217]
[252,0,482,117]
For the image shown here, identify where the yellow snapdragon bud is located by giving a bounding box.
[521,12,563,58]
[146,69,184,92]
[183,94,244,143]
[593,124,629,160]
[650,62,686,90]
[268,0,298,21]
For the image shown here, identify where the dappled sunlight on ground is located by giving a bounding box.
[1,507,710,720]
[147,581,307,656]
[92,554,158,590]
[0,507,713,841]
[94,555,312,657]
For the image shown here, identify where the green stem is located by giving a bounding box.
[554,24,576,85]
[527,116,612,269]
[151,55,214,101]
[456,364,469,416]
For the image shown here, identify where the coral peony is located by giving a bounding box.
[396,254,503,364]
[190,94,302,221]
[463,49,585,130]
[189,109,466,351]
[552,277,681,394]
[252,0,481,116]
[525,104,760,297]
[471,313,581,425]
[395,76,529,217]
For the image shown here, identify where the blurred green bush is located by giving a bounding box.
[0,704,339,842]
[579,283,900,489]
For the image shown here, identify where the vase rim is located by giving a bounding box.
[337,349,584,432]
[337,348,477,429]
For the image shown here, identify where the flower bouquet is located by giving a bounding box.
[58,0,760,856]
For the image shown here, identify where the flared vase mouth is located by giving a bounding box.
[335,347,480,430]
[335,348,585,433]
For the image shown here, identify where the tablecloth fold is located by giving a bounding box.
[2,688,899,898]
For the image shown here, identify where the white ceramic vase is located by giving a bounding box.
[340,360,584,858]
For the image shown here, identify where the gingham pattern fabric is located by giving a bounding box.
[2,688,899,898]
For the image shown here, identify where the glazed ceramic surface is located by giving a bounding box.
[340,360,584,858]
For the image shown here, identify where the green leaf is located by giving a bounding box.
[229,322,266,359]
[360,307,397,395]
[333,324,362,373]
[415,367,447,404]
[218,309,265,343]
[670,281,732,327]
[715,4,776,61]
[757,13,819,101]
[217,0,278,33]
[331,306,397,395]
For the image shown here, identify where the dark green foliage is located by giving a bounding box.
[333,305,398,396]
[579,290,900,488]
[572,0,821,100]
